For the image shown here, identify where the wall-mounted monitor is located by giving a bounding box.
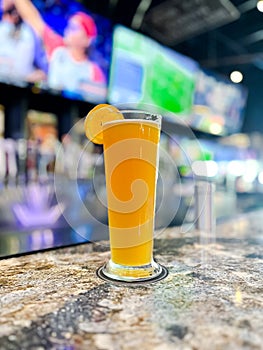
[108,25,198,116]
[190,69,248,135]
[0,0,113,103]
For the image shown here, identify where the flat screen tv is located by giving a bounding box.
[190,69,248,135]
[108,25,199,116]
[0,0,113,103]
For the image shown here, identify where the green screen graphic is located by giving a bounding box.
[108,26,198,115]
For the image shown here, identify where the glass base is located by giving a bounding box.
[97,259,168,284]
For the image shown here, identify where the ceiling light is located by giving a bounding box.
[209,123,223,135]
[257,0,263,12]
[258,171,263,184]
[192,160,219,178]
[227,160,245,177]
[230,70,243,83]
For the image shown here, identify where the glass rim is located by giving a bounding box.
[102,113,162,128]
[118,109,162,118]
[102,109,162,129]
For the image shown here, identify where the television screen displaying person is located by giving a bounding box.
[13,0,108,101]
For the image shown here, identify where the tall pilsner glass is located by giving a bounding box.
[98,110,166,283]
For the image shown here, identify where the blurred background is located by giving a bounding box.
[1,0,263,257]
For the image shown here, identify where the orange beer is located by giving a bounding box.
[102,118,160,267]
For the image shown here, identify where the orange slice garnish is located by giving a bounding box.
[84,104,124,144]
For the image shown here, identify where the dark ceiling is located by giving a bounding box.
[83,0,263,133]
[83,0,263,71]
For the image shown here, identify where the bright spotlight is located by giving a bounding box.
[257,0,263,12]
[258,171,263,184]
[230,71,243,83]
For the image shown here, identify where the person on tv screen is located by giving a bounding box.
[0,0,47,83]
[13,0,107,102]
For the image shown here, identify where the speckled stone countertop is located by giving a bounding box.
[0,210,263,350]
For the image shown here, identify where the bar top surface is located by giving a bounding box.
[0,210,262,349]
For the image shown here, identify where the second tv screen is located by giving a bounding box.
[108,25,198,116]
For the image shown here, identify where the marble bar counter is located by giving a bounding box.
[0,210,263,350]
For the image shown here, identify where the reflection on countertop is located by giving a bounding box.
[1,189,263,259]
[0,209,262,349]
